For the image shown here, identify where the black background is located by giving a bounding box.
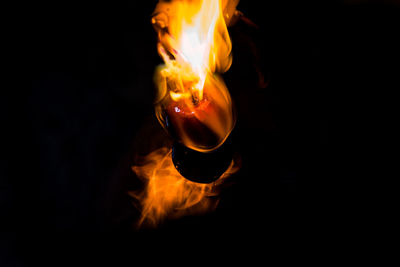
[2,0,399,265]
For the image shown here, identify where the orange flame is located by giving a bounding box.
[131,147,239,228]
[154,0,237,101]
[153,0,238,152]
[130,0,240,228]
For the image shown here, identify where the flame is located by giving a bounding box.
[153,0,238,152]
[131,147,238,228]
[130,0,240,228]
[154,0,237,101]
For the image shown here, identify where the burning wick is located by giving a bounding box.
[131,0,241,228]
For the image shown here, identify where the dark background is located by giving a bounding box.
[2,0,399,265]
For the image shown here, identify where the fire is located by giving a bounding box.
[154,0,237,101]
[130,0,240,228]
[153,0,238,152]
[131,147,238,227]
